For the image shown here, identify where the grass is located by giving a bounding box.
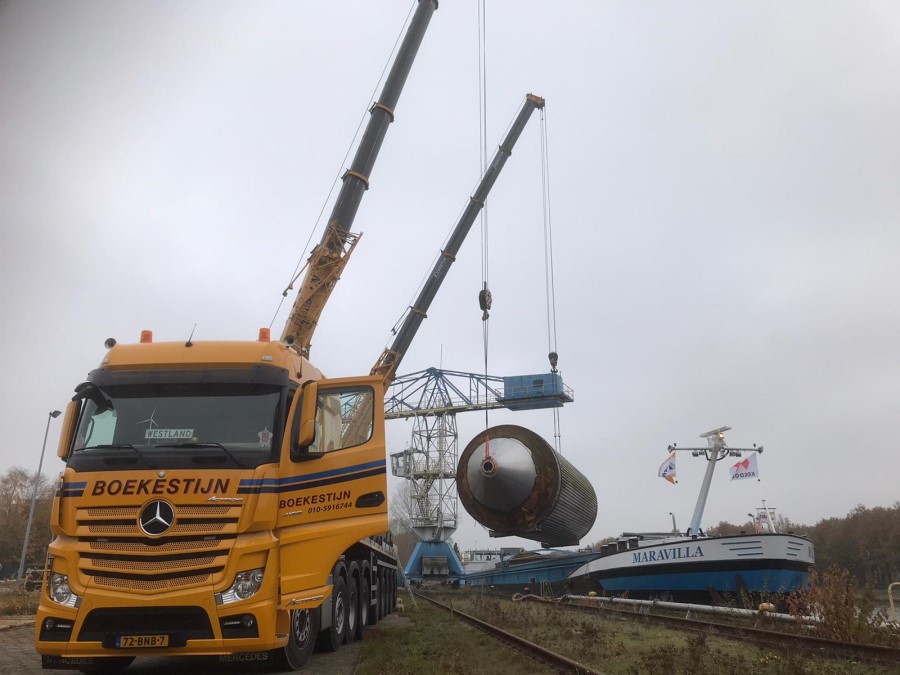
[788,567,900,647]
[0,587,39,617]
[413,590,899,675]
[357,596,553,674]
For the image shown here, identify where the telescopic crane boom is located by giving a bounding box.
[281,0,438,355]
[371,93,546,385]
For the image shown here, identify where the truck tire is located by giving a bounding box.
[273,607,319,671]
[390,573,397,613]
[375,569,384,621]
[316,574,346,652]
[345,573,358,643]
[357,574,370,638]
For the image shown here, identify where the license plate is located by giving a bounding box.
[116,634,169,648]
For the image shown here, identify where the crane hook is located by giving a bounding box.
[478,286,492,321]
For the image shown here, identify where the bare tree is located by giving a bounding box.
[0,467,54,575]
[389,481,413,533]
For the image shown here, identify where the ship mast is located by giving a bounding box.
[666,426,763,535]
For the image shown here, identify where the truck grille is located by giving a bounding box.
[86,555,218,571]
[89,539,220,552]
[93,573,214,591]
[75,502,240,593]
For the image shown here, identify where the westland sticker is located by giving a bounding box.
[145,429,193,440]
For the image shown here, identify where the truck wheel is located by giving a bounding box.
[357,575,370,637]
[392,574,398,612]
[387,573,395,613]
[78,657,134,674]
[375,570,384,621]
[316,575,346,652]
[345,574,358,643]
[273,607,318,671]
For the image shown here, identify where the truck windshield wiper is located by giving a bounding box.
[82,444,154,468]
[158,442,246,469]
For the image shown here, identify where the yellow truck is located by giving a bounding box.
[37,331,399,672]
[36,2,439,671]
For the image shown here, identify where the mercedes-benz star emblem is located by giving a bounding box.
[139,500,175,536]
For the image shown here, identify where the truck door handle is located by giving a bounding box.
[355,491,385,508]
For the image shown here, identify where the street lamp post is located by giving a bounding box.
[17,410,62,581]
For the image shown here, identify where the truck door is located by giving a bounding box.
[278,376,387,603]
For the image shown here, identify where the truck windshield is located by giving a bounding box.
[73,383,282,459]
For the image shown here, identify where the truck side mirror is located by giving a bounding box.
[57,400,81,460]
[296,381,319,450]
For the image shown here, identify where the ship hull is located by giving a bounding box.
[568,533,813,603]
[464,550,600,596]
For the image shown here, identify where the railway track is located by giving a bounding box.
[560,594,900,666]
[521,592,900,667]
[413,592,602,675]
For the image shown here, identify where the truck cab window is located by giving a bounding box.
[76,408,116,449]
[308,387,374,454]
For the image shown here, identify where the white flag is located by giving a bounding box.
[658,452,677,484]
[729,454,759,481]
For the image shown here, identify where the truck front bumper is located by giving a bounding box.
[35,587,286,660]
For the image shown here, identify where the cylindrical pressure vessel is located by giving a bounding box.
[456,425,597,547]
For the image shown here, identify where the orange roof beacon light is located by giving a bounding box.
[258,328,271,342]
[140,330,153,343]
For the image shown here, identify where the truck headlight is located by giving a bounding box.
[49,573,81,608]
[216,568,264,605]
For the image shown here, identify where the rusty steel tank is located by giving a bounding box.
[456,424,597,547]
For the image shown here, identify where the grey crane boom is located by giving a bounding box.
[282,0,439,353]
[371,93,546,384]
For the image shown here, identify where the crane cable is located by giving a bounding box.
[477,0,492,461]
[268,1,419,331]
[540,107,563,454]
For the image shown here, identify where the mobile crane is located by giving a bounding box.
[35,2,437,671]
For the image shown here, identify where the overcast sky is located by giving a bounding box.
[1,1,898,553]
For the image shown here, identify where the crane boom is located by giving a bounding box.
[282,0,438,354]
[371,93,546,384]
